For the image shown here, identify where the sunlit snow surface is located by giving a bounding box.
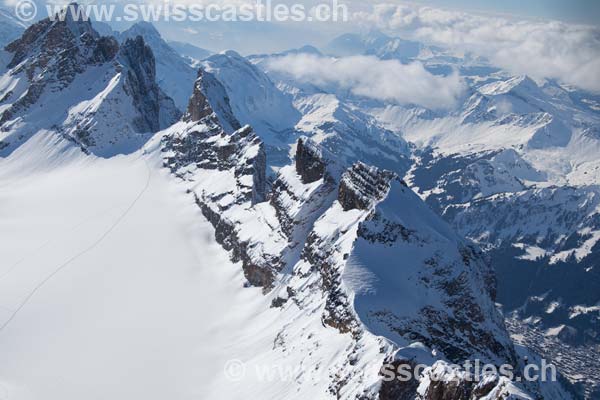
[0,132,357,400]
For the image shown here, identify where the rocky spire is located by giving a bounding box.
[295,138,326,184]
[119,35,163,132]
[185,69,241,132]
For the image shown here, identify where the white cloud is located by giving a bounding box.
[352,3,600,92]
[267,53,466,110]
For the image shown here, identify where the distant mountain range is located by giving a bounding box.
[1,7,597,399]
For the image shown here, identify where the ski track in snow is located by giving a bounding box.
[0,157,152,333]
[0,141,332,400]
[0,204,118,283]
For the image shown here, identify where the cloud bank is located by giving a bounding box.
[352,3,600,92]
[268,53,466,110]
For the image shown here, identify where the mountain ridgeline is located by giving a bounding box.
[1,9,595,399]
[0,5,179,157]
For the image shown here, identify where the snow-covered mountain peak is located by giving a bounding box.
[159,92,531,393]
[119,21,197,111]
[325,30,437,62]
[0,12,593,397]
[184,68,240,133]
[120,20,159,38]
[0,16,179,157]
[203,50,301,139]
[347,164,517,364]
[479,75,542,97]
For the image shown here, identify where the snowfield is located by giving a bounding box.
[0,132,248,398]
[0,132,373,400]
[0,9,596,397]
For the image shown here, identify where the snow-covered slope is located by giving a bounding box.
[0,131,540,400]
[167,40,212,63]
[202,51,301,137]
[153,73,561,398]
[203,50,411,174]
[0,9,592,397]
[293,93,410,172]
[325,30,429,63]
[0,6,26,48]
[243,39,599,397]
[119,22,198,111]
[0,129,299,400]
[0,46,548,397]
[368,65,600,399]
[0,9,179,157]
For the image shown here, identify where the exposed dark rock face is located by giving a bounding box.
[357,211,416,246]
[162,119,540,397]
[296,138,326,184]
[378,359,421,400]
[163,72,277,288]
[0,4,178,156]
[268,137,337,238]
[164,124,274,287]
[185,69,241,132]
[302,229,361,336]
[1,7,111,125]
[119,36,162,132]
[300,162,400,337]
[163,124,266,205]
[353,187,517,368]
[418,366,504,400]
[92,36,120,62]
[185,71,214,123]
[338,162,396,211]
[377,359,524,400]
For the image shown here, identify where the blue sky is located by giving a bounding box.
[414,0,600,25]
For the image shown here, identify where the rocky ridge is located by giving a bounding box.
[0,6,179,156]
[160,71,545,398]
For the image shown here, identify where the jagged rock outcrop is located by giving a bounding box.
[1,5,112,125]
[164,123,266,205]
[287,159,527,397]
[163,122,276,287]
[118,21,198,111]
[119,36,162,133]
[0,4,179,156]
[162,70,285,289]
[0,7,575,399]
[185,69,241,132]
[349,169,516,366]
[411,361,532,400]
[296,138,326,184]
[159,67,539,399]
[338,162,397,211]
[270,145,337,237]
